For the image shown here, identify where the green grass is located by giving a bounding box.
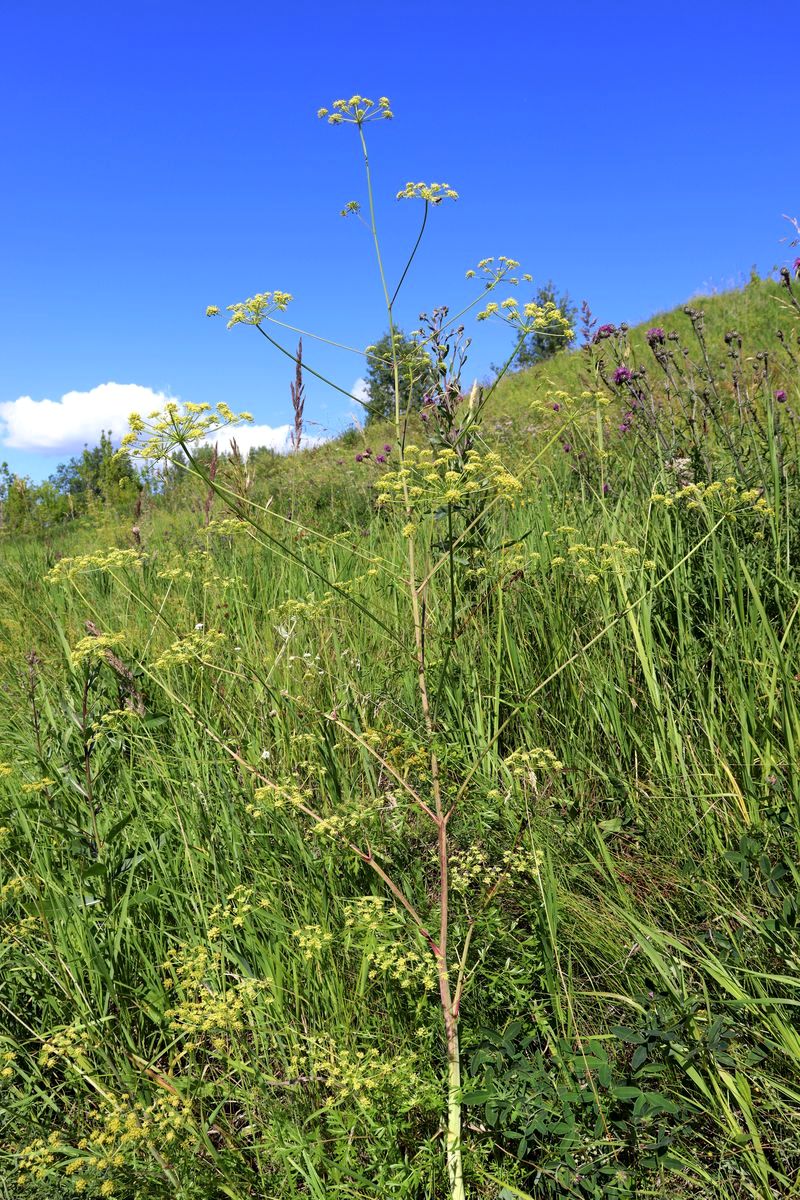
[1,273,800,1200]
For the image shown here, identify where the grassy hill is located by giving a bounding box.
[491,274,790,418]
[204,273,795,518]
[1,272,799,1200]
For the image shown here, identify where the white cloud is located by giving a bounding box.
[206,424,295,456]
[0,383,326,459]
[349,377,369,424]
[0,382,173,454]
[351,377,369,405]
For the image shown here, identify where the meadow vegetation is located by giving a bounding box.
[1,97,800,1200]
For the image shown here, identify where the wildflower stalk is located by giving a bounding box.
[119,97,572,1200]
[254,322,365,406]
[390,201,429,308]
[290,338,305,452]
[355,111,465,1198]
[357,122,403,430]
[398,366,465,1200]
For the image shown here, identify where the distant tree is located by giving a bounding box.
[0,434,143,535]
[49,430,139,509]
[513,281,577,368]
[0,470,69,534]
[363,330,433,423]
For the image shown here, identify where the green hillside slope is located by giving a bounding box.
[490,275,790,420]
[1,271,799,1200]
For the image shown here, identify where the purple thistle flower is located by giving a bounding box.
[383,444,392,453]
[613,366,633,384]
[603,482,611,495]
[775,389,787,403]
[355,454,364,463]
[594,323,616,342]
[794,257,800,277]
[375,454,386,463]
[552,402,561,412]
[562,442,572,453]
[646,327,666,345]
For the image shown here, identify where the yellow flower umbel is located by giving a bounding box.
[317,95,393,125]
[292,923,333,960]
[465,256,531,288]
[224,290,293,329]
[650,478,774,521]
[450,843,543,896]
[396,181,458,204]
[45,547,144,584]
[70,632,127,670]
[152,627,225,671]
[471,262,574,346]
[162,942,270,1043]
[376,445,522,522]
[120,400,253,464]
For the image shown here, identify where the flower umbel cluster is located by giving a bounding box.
[19,779,56,795]
[308,794,385,841]
[317,95,393,124]
[376,444,522,523]
[465,256,530,287]
[293,923,334,959]
[120,401,253,464]
[478,294,575,344]
[38,1022,94,1072]
[152,627,225,671]
[465,259,573,342]
[651,478,774,520]
[368,940,438,992]
[504,747,565,777]
[450,843,543,895]
[15,1091,203,1194]
[162,942,270,1041]
[206,884,267,941]
[247,779,310,817]
[304,1034,424,1110]
[544,531,644,584]
[343,897,437,991]
[222,291,293,329]
[70,632,127,669]
[45,548,144,584]
[343,895,388,934]
[396,181,458,204]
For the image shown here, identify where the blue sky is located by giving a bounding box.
[1,0,797,480]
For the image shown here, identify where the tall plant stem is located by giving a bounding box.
[357,124,402,429]
[390,203,428,309]
[358,115,464,1198]
[407,524,464,1197]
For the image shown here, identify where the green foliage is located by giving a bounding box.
[49,430,138,505]
[0,433,139,536]
[465,1022,683,1197]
